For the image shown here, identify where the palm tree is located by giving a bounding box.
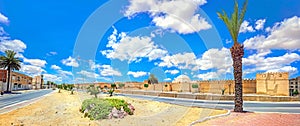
[0,50,21,93]
[217,0,248,112]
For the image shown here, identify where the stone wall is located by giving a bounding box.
[256,72,289,96]
[168,83,199,92]
[199,79,256,94]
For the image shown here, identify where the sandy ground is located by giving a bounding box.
[0,90,226,126]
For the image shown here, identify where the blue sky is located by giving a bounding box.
[0,0,299,84]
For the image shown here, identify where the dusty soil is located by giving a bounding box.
[0,90,227,126]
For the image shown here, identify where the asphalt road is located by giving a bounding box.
[0,89,53,109]
[117,93,300,113]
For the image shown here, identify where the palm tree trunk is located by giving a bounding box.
[6,67,11,93]
[230,43,244,112]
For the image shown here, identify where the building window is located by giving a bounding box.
[296,82,298,84]
[291,82,294,84]
[290,86,294,88]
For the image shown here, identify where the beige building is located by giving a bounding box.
[32,75,44,89]
[0,69,32,91]
[11,72,33,90]
[289,76,300,96]
[256,72,289,96]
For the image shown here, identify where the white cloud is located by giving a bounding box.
[124,0,211,34]
[194,48,232,73]
[244,16,300,50]
[266,66,298,75]
[243,52,300,75]
[127,71,149,78]
[0,13,9,24]
[51,65,61,70]
[255,19,266,30]
[61,56,79,67]
[0,27,6,36]
[46,51,57,56]
[158,48,232,77]
[77,70,99,78]
[164,78,171,81]
[165,69,180,75]
[43,74,62,82]
[23,58,47,67]
[102,27,167,63]
[98,65,122,77]
[20,64,46,76]
[158,52,196,69]
[240,20,255,33]
[58,70,73,76]
[194,72,218,80]
[0,39,27,53]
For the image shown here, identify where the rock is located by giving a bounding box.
[111,107,119,118]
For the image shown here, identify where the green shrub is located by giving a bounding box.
[108,89,114,97]
[221,88,226,95]
[81,98,134,120]
[118,83,125,88]
[105,99,133,115]
[57,85,62,89]
[192,84,198,88]
[293,90,299,96]
[144,84,149,88]
[111,83,116,89]
[87,85,100,98]
[81,98,112,120]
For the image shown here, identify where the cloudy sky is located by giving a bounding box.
[0,0,299,84]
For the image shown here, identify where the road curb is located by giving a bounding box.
[0,90,55,114]
[189,109,231,126]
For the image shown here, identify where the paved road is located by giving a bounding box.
[117,93,300,113]
[0,89,53,109]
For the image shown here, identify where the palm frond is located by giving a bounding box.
[238,0,248,31]
[217,0,248,44]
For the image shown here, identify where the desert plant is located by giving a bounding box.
[293,90,299,96]
[105,98,134,115]
[144,84,149,88]
[108,89,114,97]
[57,85,62,89]
[192,84,199,88]
[217,0,248,112]
[111,83,116,89]
[118,83,125,88]
[80,98,134,120]
[80,98,112,120]
[70,89,74,95]
[87,85,100,98]
[58,89,61,93]
[221,88,226,95]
